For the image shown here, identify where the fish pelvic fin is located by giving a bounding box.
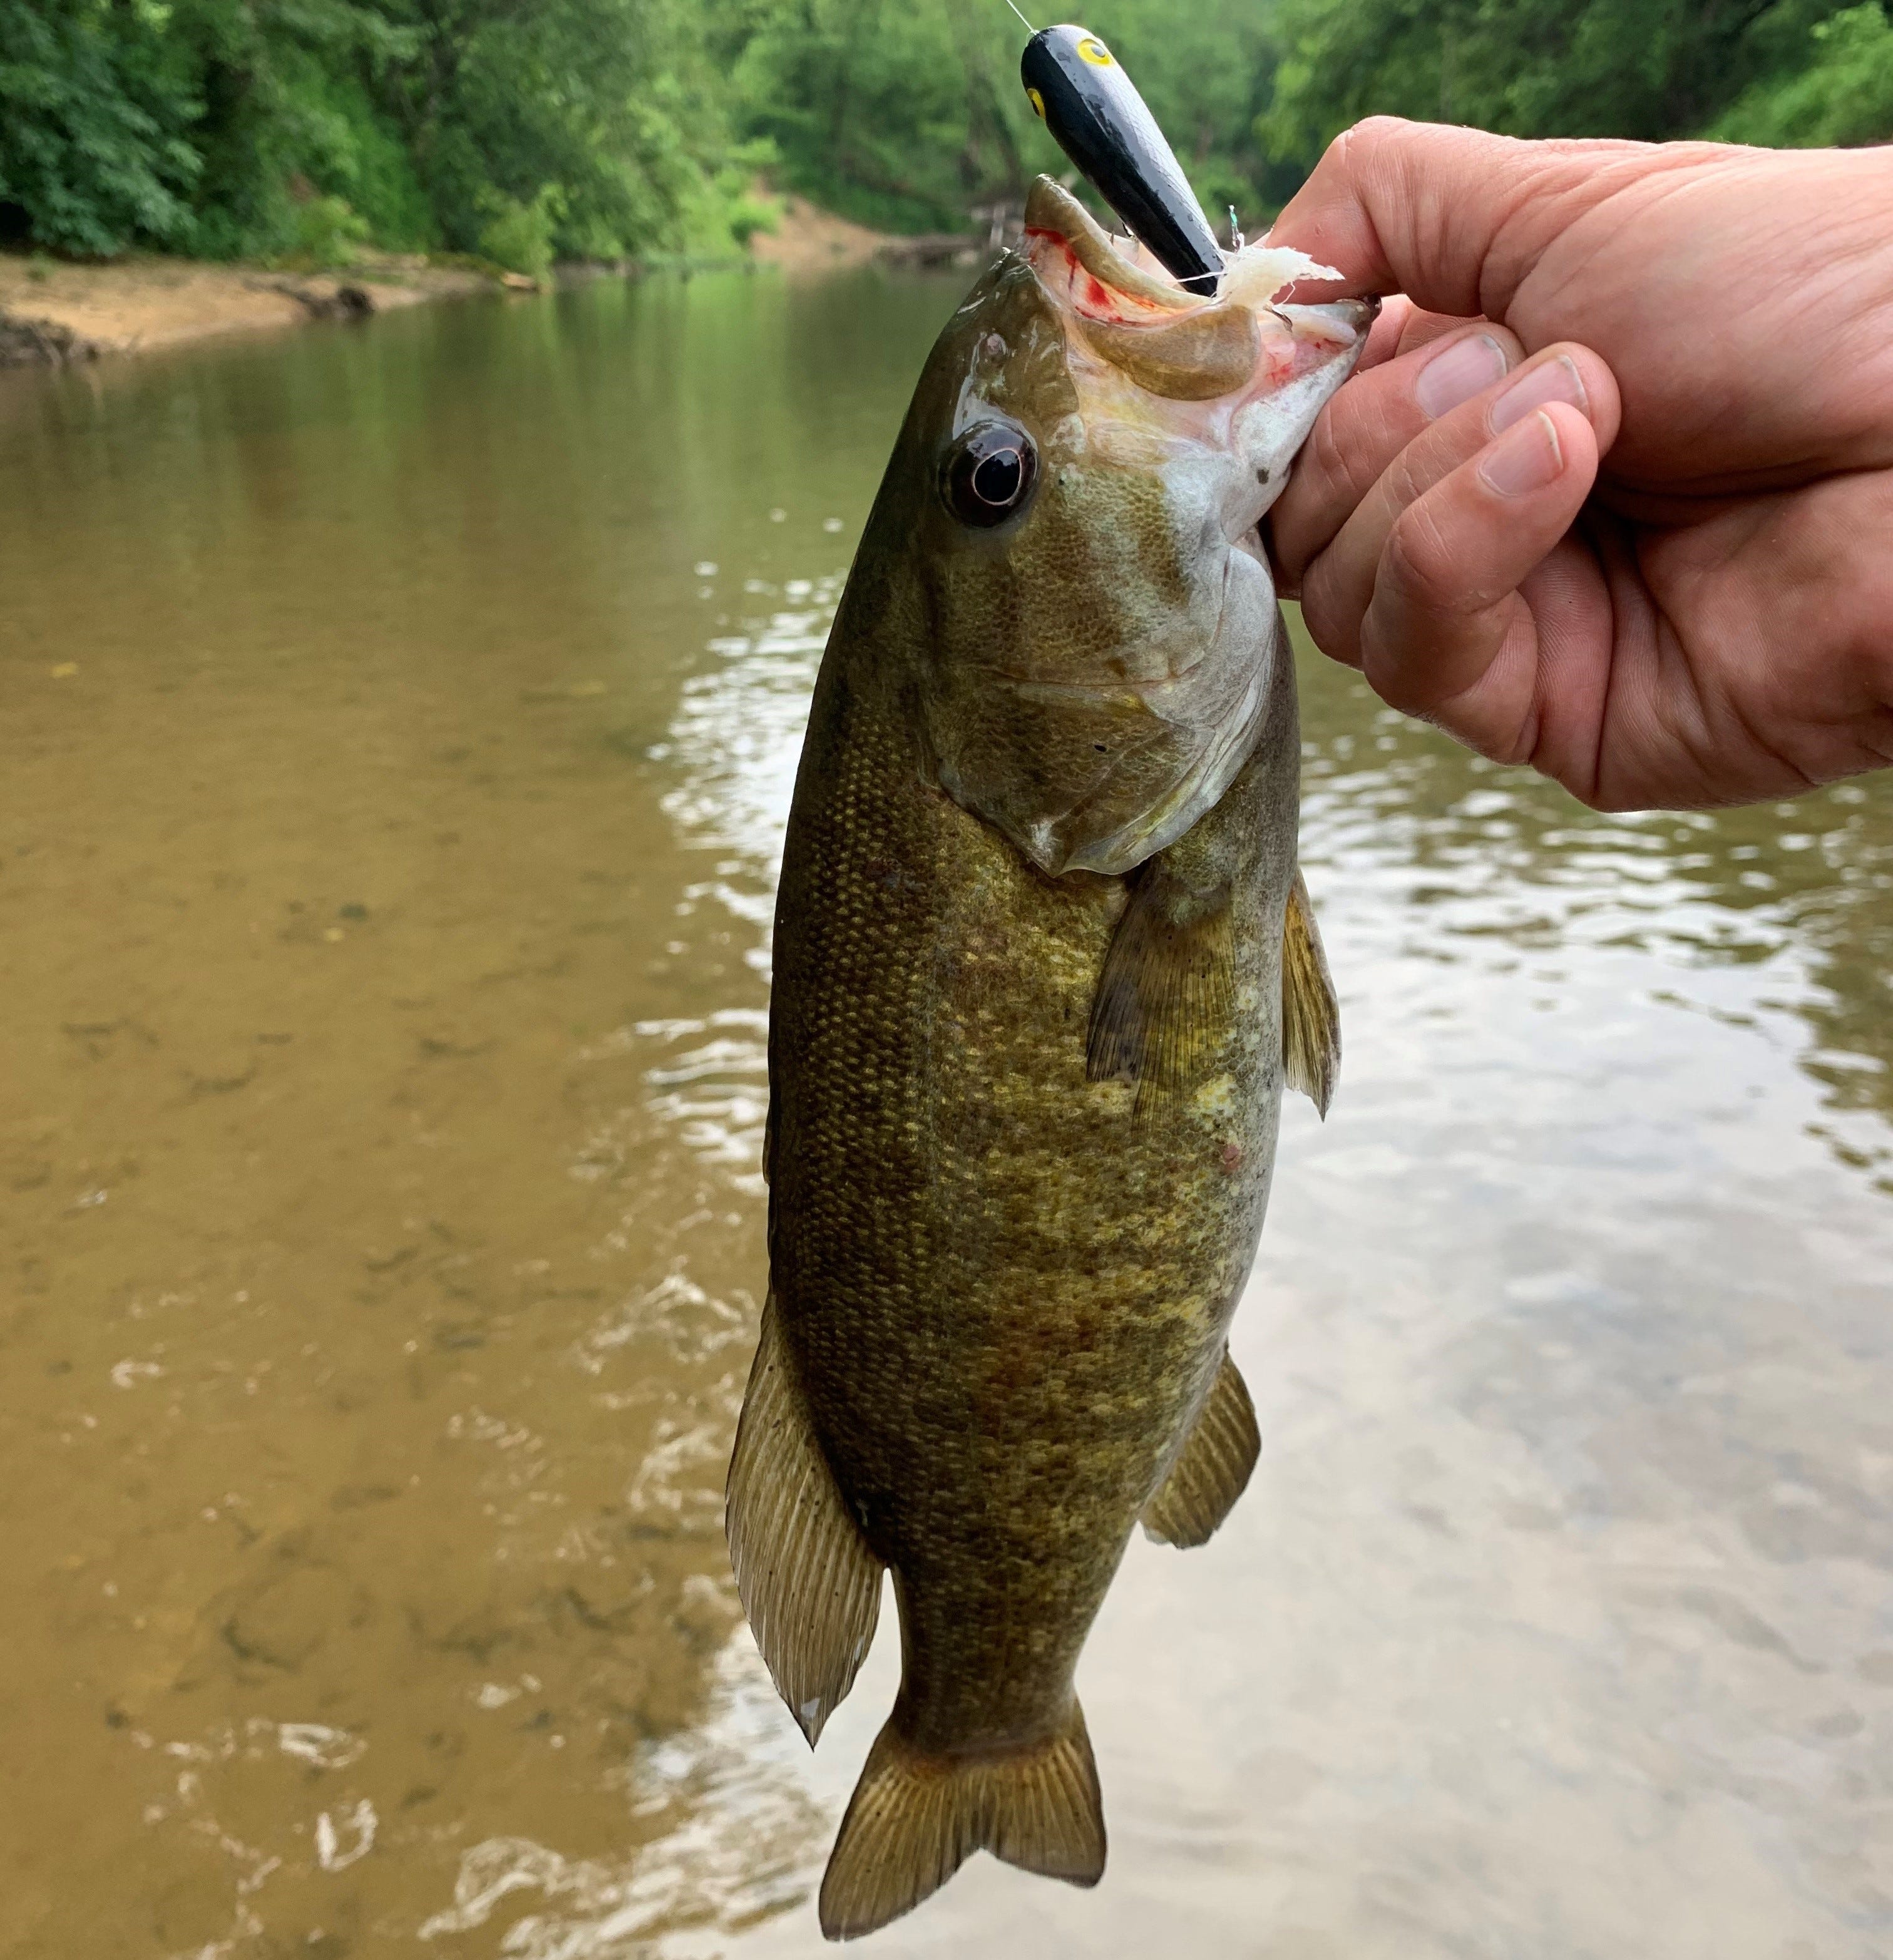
[819,1700,1106,1942]
[1085,864,1235,1107]
[726,1295,883,1747]
[1142,1348,1261,1548]
[1282,868,1340,1117]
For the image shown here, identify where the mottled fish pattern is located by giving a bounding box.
[727,177,1370,1941]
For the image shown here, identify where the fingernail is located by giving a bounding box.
[1415,332,1510,419]
[1490,354,1588,433]
[1479,410,1564,497]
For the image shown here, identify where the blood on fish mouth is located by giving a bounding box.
[1023,226,1188,326]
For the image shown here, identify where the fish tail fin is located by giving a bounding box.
[818,1699,1106,1941]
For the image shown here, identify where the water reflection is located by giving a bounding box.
[421,1648,821,1956]
[1,269,1888,1959]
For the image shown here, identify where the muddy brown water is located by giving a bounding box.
[1,272,1889,1959]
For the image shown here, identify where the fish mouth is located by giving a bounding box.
[1022,177,1200,321]
[1021,176,1374,404]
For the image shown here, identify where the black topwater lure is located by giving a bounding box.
[1020,24,1223,294]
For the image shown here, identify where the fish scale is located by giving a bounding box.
[774,648,1285,1740]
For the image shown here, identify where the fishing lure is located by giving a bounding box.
[1020,24,1223,294]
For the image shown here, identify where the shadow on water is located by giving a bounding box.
[1,268,1887,1958]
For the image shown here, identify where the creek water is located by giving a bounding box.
[1,270,1889,1960]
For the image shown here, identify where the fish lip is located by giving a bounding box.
[1020,180,1375,407]
[1320,296,1380,337]
[1020,180,1383,335]
[1022,176,1198,315]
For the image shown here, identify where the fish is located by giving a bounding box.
[726,174,1372,1941]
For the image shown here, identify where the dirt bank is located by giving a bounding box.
[0,199,985,368]
[748,193,986,275]
[0,253,494,366]
[749,194,895,272]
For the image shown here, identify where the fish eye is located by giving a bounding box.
[942,421,1038,529]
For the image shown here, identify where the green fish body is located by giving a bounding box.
[727,178,1370,1941]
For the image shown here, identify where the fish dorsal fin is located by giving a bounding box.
[726,1297,883,1745]
[1282,869,1340,1117]
[1085,864,1235,1100]
[819,1698,1106,1940]
[1141,1349,1260,1548]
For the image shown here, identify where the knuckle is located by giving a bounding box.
[1266,508,1307,588]
[1347,115,1413,155]
[1382,499,1471,615]
[1324,115,1414,186]
[1330,379,1413,490]
[1382,445,1432,520]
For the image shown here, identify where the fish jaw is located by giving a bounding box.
[1024,180,1372,562]
[898,193,1370,878]
[1235,300,1378,521]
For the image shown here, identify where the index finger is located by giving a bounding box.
[1268,118,1654,321]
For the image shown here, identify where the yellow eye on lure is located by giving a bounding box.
[1020,23,1224,295]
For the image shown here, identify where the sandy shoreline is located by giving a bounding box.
[0,253,498,364]
[0,197,977,369]
[749,193,896,273]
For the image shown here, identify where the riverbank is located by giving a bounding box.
[749,193,895,272]
[754,192,987,275]
[0,197,986,370]
[0,252,498,366]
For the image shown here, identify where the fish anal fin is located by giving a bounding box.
[726,1297,883,1746]
[1282,869,1340,1118]
[1085,866,1234,1102]
[819,1699,1106,1941]
[1142,1349,1261,1549]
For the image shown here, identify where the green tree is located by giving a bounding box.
[0,0,200,256]
[1257,0,1879,173]
[1712,2,1893,145]
[721,0,1280,234]
[1,0,1884,267]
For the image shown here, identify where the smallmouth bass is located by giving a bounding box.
[727,177,1370,1940]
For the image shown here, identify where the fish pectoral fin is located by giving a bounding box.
[1141,1349,1261,1548]
[726,1296,883,1747]
[1086,863,1235,1101]
[819,1699,1106,1941]
[1282,868,1340,1117]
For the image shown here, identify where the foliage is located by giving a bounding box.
[1,0,755,262]
[1711,3,1893,146]
[0,0,200,256]
[385,0,743,260]
[724,0,1285,237]
[727,0,1021,232]
[1256,0,1880,165]
[288,192,371,268]
[1079,0,1300,224]
[1,0,1886,265]
[478,183,565,280]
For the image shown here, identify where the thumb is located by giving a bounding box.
[1268,118,1651,322]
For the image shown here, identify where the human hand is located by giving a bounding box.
[1265,118,1893,810]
